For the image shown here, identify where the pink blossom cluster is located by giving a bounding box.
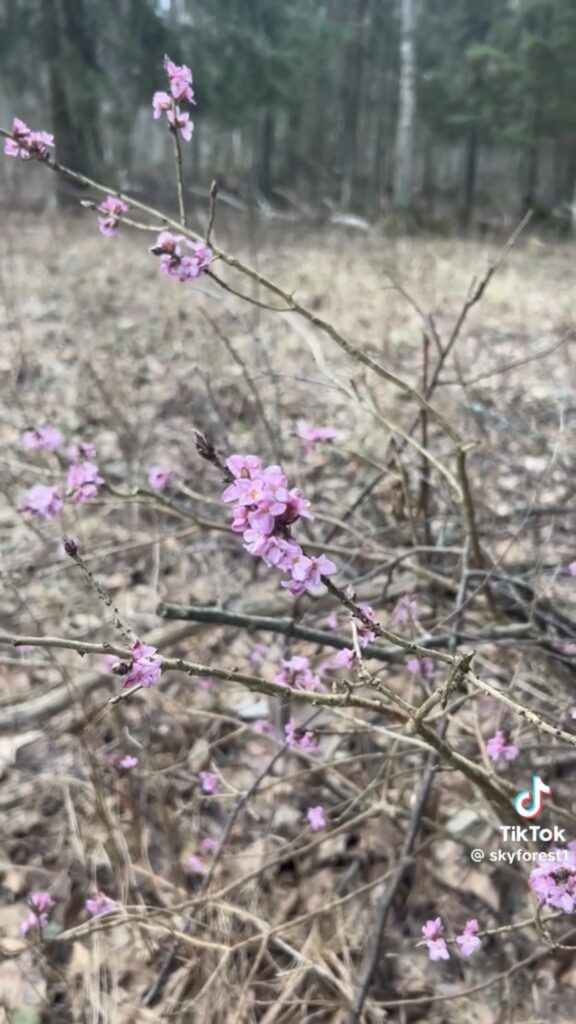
[285,719,319,753]
[4,117,54,161]
[20,484,63,521]
[151,231,212,282]
[421,917,480,961]
[21,425,62,451]
[152,56,195,141]
[85,892,118,918]
[486,731,519,762]
[111,640,162,689]
[66,460,104,504]
[275,655,324,692]
[297,422,338,455]
[20,890,56,937]
[98,195,129,238]
[19,429,104,521]
[221,454,337,596]
[529,847,576,913]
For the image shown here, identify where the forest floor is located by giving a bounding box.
[0,211,575,1023]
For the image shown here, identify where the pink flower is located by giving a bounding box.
[98,195,129,237]
[297,422,338,455]
[198,676,213,691]
[284,719,319,753]
[569,561,576,577]
[200,837,218,853]
[275,656,323,692]
[20,911,49,936]
[85,893,118,918]
[66,461,104,503]
[219,453,336,596]
[306,805,326,831]
[486,731,519,762]
[530,848,576,913]
[20,425,62,451]
[200,771,220,795]
[406,656,435,680]
[152,90,173,118]
[29,891,56,914]
[20,890,56,937]
[122,641,162,689]
[325,611,339,630]
[250,643,270,666]
[117,754,138,770]
[4,118,53,160]
[187,855,206,875]
[426,937,450,962]
[152,231,212,282]
[333,648,356,669]
[253,718,273,734]
[148,466,171,491]
[167,107,193,142]
[421,917,443,940]
[68,441,96,461]
[164,56,195,104]
[392,593,418,626]
[456,919,481,957]
[20,484,63,521]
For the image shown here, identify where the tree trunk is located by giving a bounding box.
[392,0,417,210]
[339,0,370,210]
[461,124,478,226]
[41,0,102,208]
[258,108,275,199]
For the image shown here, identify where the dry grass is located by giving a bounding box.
[0,210,575,1023]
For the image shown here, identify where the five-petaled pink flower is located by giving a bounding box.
[85,893,118,918]
[486,731,519,762]
[20,484,63,521]
[21,425,62,452]
[148,465,172,491]
[306,805,326,831]
[4,117,54,160]
[98,195,129,237]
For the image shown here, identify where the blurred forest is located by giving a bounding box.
[1,0,575,228]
